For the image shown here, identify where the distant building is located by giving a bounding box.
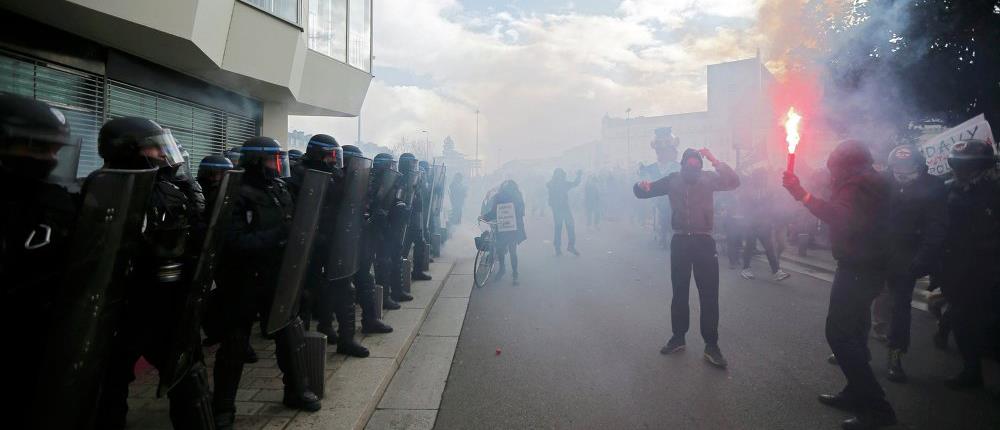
[288,130,309,152]
[599,57,779,171]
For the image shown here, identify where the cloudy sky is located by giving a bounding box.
[290,0,767,168]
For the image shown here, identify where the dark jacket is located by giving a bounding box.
[886,172,947,276]
[633,162,739,234]
[548,174,581,212]
[943,171,1000,285]
[803,168,890,269]
[484,186,527,244]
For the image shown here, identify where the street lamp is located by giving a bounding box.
[420,130,429,159]
[475,109,480,177]
[625,107,632,168]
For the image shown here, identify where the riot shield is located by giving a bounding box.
[419,170,433,231]
[266,169,330,335]
[429,165,446,222]
[374,168,402,211]
[32,168,158,429]
[395,170,421,248]
[158,170,244,397]
[325,156,373,280]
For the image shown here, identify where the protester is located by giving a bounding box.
[782,139,896,430]
[634,148,739,369]
[548,168,582,256]
[483,179,527,285]
[738,168,790,282]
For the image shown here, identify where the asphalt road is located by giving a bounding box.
[435,213,999,429]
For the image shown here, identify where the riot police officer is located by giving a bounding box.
[197,154,234,208]
[406,159,433,280]
[0,94,79,428]
[941,139,1000,389]
[288,148,304,163]
[210,136,320,430]
[883,145,947,383]
[343,145,393,334]
[94,117,214,430]
[373,153,405,310]
[288,134,370,357]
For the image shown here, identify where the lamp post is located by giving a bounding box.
[421,130,429,159]
[475,109,480,177]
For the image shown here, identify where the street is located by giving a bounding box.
[436,214,999,429]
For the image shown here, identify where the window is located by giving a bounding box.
[0,52,105,178]
[348,0,372,71]
[242,0,300,25]
[107,82,258,174]
[308,0,347,61]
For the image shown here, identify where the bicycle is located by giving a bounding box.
[473,218,499,288]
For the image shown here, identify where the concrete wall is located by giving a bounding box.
[5,0,371,117]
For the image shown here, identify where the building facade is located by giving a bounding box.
[599,58,778,171]
[0,0,373,177]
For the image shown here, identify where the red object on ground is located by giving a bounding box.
[495,348,501,355]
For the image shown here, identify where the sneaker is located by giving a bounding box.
[773,270,791,281]
[740,269,754,280]
[659,336,686,354]
[703,344,728,369]
[568,247,580,256]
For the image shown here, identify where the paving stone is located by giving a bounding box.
[377,336,459,410]
[365,409,437,430]
[252,388,285,402]
[439,274,473,298]
[418,297,469,337]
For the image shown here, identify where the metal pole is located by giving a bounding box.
[475,109,480,177]
[357,112,362,146]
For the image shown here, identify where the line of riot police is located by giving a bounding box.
[0,93,449,429]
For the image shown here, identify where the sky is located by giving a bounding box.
[289,0,768,168]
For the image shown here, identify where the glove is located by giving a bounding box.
[782,172,807,201]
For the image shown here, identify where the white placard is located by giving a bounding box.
[496,202,517,232]
[920,114,996,176]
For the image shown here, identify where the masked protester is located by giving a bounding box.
[209,136,321,429]
[94,117,214,430]
[881,145,947,383]
[738,168,790,282]
[0,95,79,428]
[482,179,527,285]
[940,139,1000,390]
[548,168,582,255]
[634,148,739,369]
[782,139,896,430]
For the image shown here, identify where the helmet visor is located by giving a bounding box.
[276,151,292,178]
[137,129,185,167]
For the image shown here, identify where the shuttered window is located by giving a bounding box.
[107,82,258,174]
[0,51,106,177]
[0,51,260,178]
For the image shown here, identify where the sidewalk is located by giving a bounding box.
[125,259,457,430]
[776,248,933,310]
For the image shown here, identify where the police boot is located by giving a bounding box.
[213,338,248,429]
[316,323,339,345]
[361,288,394,334]
[168,363,216,430]
[276,319,322,412]
[411,270,433,281]
[336,306,371,358]
[886,349,907,383]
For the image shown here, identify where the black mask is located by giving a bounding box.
[0,155,57,181]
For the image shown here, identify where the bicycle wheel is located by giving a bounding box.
[473,248,495,288]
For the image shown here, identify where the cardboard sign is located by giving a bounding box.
[920,114,996,176]
[496,202,517,233]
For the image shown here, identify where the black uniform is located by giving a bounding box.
[942,144,1000,387]
[97,168,211,430]
[209,137,319,429]
[2,141,78,428]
